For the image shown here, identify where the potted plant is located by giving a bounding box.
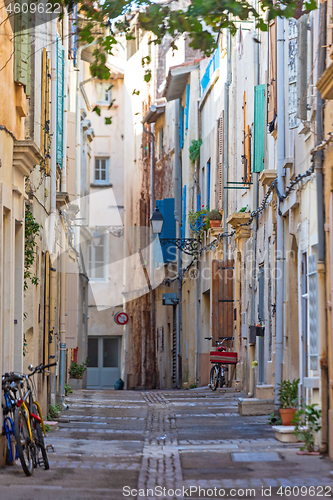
[205,209,222,229]
[277,378,299,425]
[293,404,321,455]
[68,359,88,390]
[188,206,208,240]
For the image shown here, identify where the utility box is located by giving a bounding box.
[249,325,265,344]
[162,293,178,305]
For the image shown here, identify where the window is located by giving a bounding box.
[88,234,107,281]
[96,82,111,104]
[94,158,109,184]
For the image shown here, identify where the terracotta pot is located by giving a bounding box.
[209,220,221,228]
[279,408,297,426]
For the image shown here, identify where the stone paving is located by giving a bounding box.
[0,388,332,499]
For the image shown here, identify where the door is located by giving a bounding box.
[87,337,121,388]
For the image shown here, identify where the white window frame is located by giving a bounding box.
[88,233,107,281]
[94,157,109,185]
[96,82,111,105]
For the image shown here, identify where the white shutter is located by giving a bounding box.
[217,113,224,208]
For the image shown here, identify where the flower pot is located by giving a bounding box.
[209,220,221,228]
[279,408,296,426]
[68,378,83,390]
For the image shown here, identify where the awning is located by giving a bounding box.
[163,59,201,102]
[142,103,165,124]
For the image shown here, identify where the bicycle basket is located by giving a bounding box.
[210,351,238,364]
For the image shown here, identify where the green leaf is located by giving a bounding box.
[144,69,152,83]
[92,106,101,116]
[105,117,112,125]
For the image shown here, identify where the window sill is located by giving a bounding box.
[90,183,113,188]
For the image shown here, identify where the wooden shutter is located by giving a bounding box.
[179,106,184,149]
[185,84,190,131]
[297,15,307,121]
[65,262,79,349]
[212,260,234,342]
[14,0,31,95]
[217,113,224,208]
[57,36,65,169]
[253,84,266,173]
[182,185,186,239]
[156,198,176,262]
[244,125,251,183]
[268,20,277,124]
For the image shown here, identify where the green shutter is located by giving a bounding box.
[14,0,31,95]
[56,35,64,169]
[253,84,266,173]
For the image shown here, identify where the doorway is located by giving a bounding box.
[86,336,121,388]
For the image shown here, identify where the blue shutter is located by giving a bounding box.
[196,193,202,232]
[180,106,184,149]
[56,35,64,169]
[155,199,176,263]
[207,161,211,210]
[253,84,266,173]
[185,84,190,131]
[182,186,186,239]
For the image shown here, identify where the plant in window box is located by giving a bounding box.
[188,206,208,240]
[205,209,222,229]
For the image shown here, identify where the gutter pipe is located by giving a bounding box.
[274,15,286,408]
[223,30,231,259]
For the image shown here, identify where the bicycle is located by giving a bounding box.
[205,337,237,391]
[2,373,20,465]
[2,362,56,476]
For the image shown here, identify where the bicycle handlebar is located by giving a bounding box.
[219,337,233,341]
[2,373,24,383]
[28,362,57,376]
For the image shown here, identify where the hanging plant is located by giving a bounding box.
[188,205,208,240]
[189,139,202,164]
[24,205,42,291]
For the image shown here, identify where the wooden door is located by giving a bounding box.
[212,260,234,342]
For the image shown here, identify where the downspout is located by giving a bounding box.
[316,0,328,452]
[143,123,156,388]
[274,15,286,408]
[249,25,261,398]
[174,98,182,388]
[49,17,58,254]
[59,7,68,408]
[223,29,231,258]
[194,97,200,386]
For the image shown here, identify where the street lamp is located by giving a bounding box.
[150,207,164,235]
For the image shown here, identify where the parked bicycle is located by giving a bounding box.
[2,362,56,476]
[205,337,238,391]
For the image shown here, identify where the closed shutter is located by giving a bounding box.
[180,106,184,149]
[182,185,186,239]
[243,92,251,183]
[57,35,65,169]
[212,260,234,342]
[297,15,307,121]
[14,0,31,95]
[217,113,224,208]
[253,84,266,173]
[41,48,50,174]
[156,198,176,262]
[65,263,79,349]
[268,20,277,124]
[185,84,190,131]
[207,161,211,210]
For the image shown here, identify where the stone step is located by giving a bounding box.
[238,398,275,416]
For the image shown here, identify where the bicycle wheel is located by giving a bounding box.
[210,365,220,391]
[32,414,49,470]
[220,366,226,388]
[14,407,34,476]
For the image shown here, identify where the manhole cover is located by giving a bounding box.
[231,452,280,462]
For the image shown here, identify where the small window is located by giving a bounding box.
[96,82,111,104]
[94,157,109,185]
[88,234,107,281]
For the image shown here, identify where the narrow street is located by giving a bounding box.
[0,389,332,499]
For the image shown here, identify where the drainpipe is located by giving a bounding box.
[174,99,182,388]
[143,123,156,388]
[223,30,231,258]
[194,97,200,386]
[316,0,328,452]
[248,28,261,398]
[59,8,68,408]
[274,15,286,409]
[49,17,58,255]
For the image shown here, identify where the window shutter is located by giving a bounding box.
[45,56,51,174]
[268,20,277,124]
[180,106,184,149]
[156,198,176,263]
[244,125,251,183]
[57,35,65,169]
[253,84,266,173]
[297,15,307,121]
[207,161,211,210]
[212,260,234,342]
[41,49,50,174]
[217,113,224,208]
[182,185,186,239]
[185,84,190,131]
[14,1,31,95]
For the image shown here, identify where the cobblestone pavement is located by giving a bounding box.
[0,388,333,499]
